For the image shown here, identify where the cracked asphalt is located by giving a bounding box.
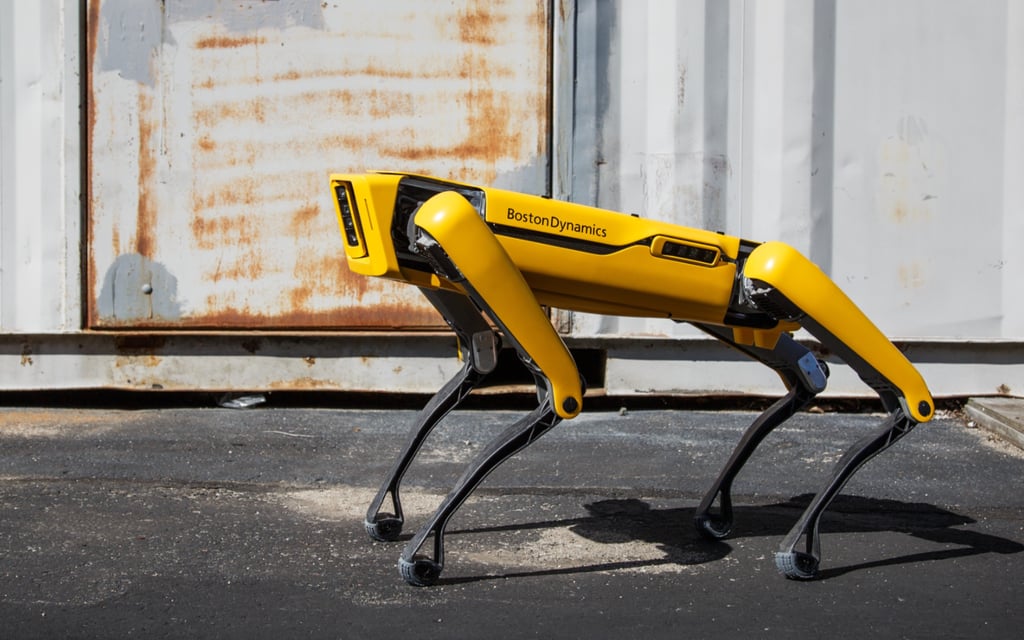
[0,405,1022,639]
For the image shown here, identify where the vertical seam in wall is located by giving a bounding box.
[810,0,836,274]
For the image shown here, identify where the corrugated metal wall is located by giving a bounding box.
[0,0,82,333]
[1,0,1022,398]
[570,0,1024,343]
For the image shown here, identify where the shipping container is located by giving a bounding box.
[1,0,1021,400]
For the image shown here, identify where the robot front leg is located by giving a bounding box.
[399,385,562,586]
[391,191,583,586]
[364,288,498,542]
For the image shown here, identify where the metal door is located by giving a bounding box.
[86,0,551,328]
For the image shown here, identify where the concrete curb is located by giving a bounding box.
[965,397,1024,451]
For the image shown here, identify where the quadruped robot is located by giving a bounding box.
[329,171,934,586]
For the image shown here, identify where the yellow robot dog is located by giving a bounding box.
[329,171,934,586]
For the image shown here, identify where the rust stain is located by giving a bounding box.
[210,251,266,282]
[191,214,261,250]
[264,61,513,84]
[892,202,908,223]
[114,354,163,369]
[194,89,420,129]
[108,336,169,369]
[383,86,523,179]
[365,89,416,119]
[195,34,267,49]
[186,39,459,98]
[879,137,937,226]
[190,168,321,211]
[194,98,267,127]
[85,0,100,142]
[136,91,158,258]
[20,344,33,367]
[85,0,102,327]
[277,69,303,82]
[458,16,495,45]
[206,168,320,202]
[286,247,374,324]
[898,263,926,289]
[111,223,121,258]
[380,2,547,183]
[289,202,321,236]
[293,251,365,297]
[456,0,507,45]
[268,377,338,391]
[271,65,416,82]
[537,2,553,157]
[319,132,387,152]
[478,89,523,154]
[164,299,443,330]
[303,356,316,367]
[289,286,313,312]
[193,186,255,211]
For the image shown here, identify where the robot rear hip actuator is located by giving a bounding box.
[329,171,934,586]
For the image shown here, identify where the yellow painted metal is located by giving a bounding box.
[330,174,403,279]
[413,191,582,419]
[744,242,934,422]
[484,188,739,323]
[329,171,935,423]
[333,172,742,323]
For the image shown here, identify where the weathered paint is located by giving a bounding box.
[1,332,1021,400]
[86,0,551,328]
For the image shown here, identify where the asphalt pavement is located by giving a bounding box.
[0,402,1022,639]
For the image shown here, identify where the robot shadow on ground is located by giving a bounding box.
[425,494,1023,585]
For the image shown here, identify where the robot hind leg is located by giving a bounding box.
[734,241,932,579]
[690,325,827,540]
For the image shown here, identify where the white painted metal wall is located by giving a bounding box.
[570,0,1024,343]
[563,0,1024,398]
[0,0,82,333]
[1,0,1022,399]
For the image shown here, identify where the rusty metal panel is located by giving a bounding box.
[86,0,551,328]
